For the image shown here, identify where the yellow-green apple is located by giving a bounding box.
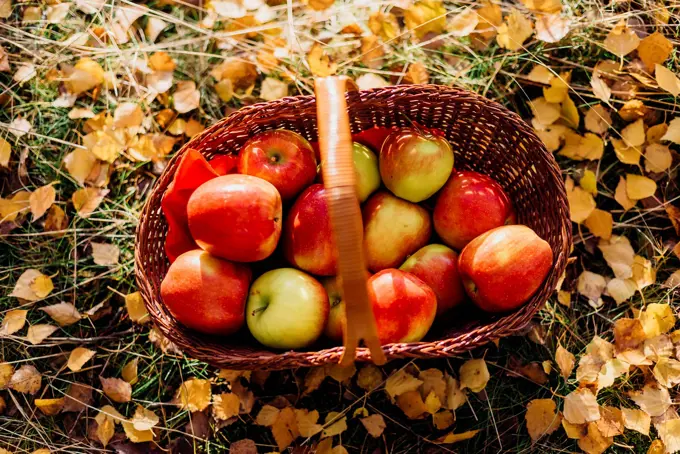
[160,249,251,335]
[399,244,466,315]
[321,277,344,342]
[458,225,553,312]
[238,129,317,200]
[379,128,454,202]
[363,191,432,272]
[246,268,329,349]
[352,142,381,202]
[367,269,437,344]
[283,184,337,275]
[434,170,515,250]
[188,174,282,262]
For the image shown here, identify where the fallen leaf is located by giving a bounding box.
[122,358,138,385]
[218,369,251,383]
[91,242,120,266]
[535,124,567,152]
[295,408,322,437]
[385,369,422,399]
[652,358,680,388]
[598,235,635,279]
[322,411,346,438]
[113,102,144,128]
[595,406,624,437]
[577,271,606,303]
[655,64,680,97]
[555,345,576,379]
[525,399,562,441]
[396,390,427,419]
[591,73,611,104]
[0,309,27,336]
[424,390,442,414]
[368,11,399,41]
[459,359,490,392]
[585,209,613,240]
[496,9,534,51]
[584,105,612,134]
[327,363,356,383]
[655,419,680,453]
[577,422,613,454]
[210,59,258,90]
[228,439,258,454]
[606,278,637,304]
[640,303,676,338]
[530,97,561,126]
[9,365,42,394]
[626,174,657,199]
[637,32,673,71]
[360,35,384,70]
[44,205,69,234]
[0,137,10,168]
[175,378,211,412]
[603,20,640,56]
[8,117,31,138]
[643,334,674,361]
[122,421,154,443]
[62,382,93,412]
[527,65,554,84]
[544,73,569,103]
[65,58,105,94]
[614,318,646,352]
[644,143,672,173]
[27,324,59,345]
[308,44,336,77]
[256,405,280,426]
[562,419,587,439]
[213,393,240,421]
[419,368,446,403]
[260,77,288,102]
[40,302,82,326]
[404,62,429,85]
[63,148,97,186]
[622,119,645,148]
[559,131,604,160]
[68,347,96,372]
[436,429,480,444]
[566,181,596,223]
[448,8,478,37]
[360,414,386,438]
[270,406,299,450]
[614,177,636,211]
[10,269,54,302]
[661,117,680,143]
[597,358,630,390]
[621,407,650,435]
[72,188,108,217]
[632,255,656,290]
[432,410,455,430]
[35,397,65,415]
[146,17,168,42]
[13,63,37,83]
[174,81,200,114]
[125,292,149,324]
[629,383,671,416]
[535,14,569,43]
[444,374,466,411]
[95,410,116,447]
[100,377,132,403]
[355,73,390,91]
[563,388,600,424]
[357,365,382,391]
[404,0,447,39]
[0,363,12,388]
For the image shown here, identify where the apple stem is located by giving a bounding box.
[251,306,267,316]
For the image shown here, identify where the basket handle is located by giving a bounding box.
[314,76,386,366]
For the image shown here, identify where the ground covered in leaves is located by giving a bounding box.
[1,0,680,453]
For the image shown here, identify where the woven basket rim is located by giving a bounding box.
[135,84,573,370]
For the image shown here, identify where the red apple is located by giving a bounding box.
[380,128,454,203]
[160,249,251,335]
[399,244,466,315]
[434,170,515,250]
[367,269,437,344]
[188,174,282,262]
[458,225,553,313]
[321,277,344,342]
[283,184,337,275]
[238,129,317,200]
[363,191,432,272]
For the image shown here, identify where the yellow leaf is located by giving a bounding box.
[629,383,671,416]
[622,119,645,148]
[562,419,587,439]
[63,148,97,186]
[0,363,14,388]
[256,405,281,426]
[122,421,154,443]
[40,302,81,326]
[555,345,575,379]
[185,119,205,138]
[660,117,680,143]
[580,170,597,195]
[496,9,534,51]
[360,414,386,437]
[67,347,95,372]
[0,191,30,222]
[655,64,680,97]
[632,255,656,290]
[307,44,336,77]
[419,368,446,403]
[448,8,478,37]
[535,13,570,43]
[651,358,680,387]
[584,209,612,240]
[459,359,490,393]
[357,365,382,391]
[385,369,422,399]
[10,269,52,302]
[368,12,399,41]
[322,411,347,438]
[214,79,234,102]
[563,388,600,424]
[621,407,650,435]
[95,411,115,447]
[584,105,611,134]
[27,324,58,345]
[559,132,603,160]
[644,143,672,173]
[590,73,611,103]
[0,309,27,335]
[603,20,640,56]
[149,52,176,72]
[125,292,149,324]
[614,177,636,211]
[213,393,240,421]
[113,102,144,128]
[526,65,554,84]
[35,397,65,415]
[606,278,636,304]
[217,369,251,383]
[557,290,571,307]
[424,391,441,414]
[72,188,108,218]
[638,32,673,71]
[9,365,42,394]
[520,0,562,13]
[432,410,454,430]
[44,204,68,235]
[639,303,676,338]
[295,408,322,437]
[543,74,569,103]
[327,363,356,383]
[560,96,579,128]
[270,407,298,450]
[122,358,138,385]
[0,137,11,167]
[100,377,132,403]
[598,235,635,279]
[596,358,630,390]
[577,422,613,454]
[173,81,200,114]
[360,35,384,70]
[210,59,258,90]
[525,399,562,441]
[566,180,596,223]
[626,174,657,200]
[646,123,668,144]
[307,0,334,11]
[535,124,567,152]
[404,0,446,39]
[131,405,159,431]
[396,390,428,419]
[404,62,429,85]
[174,378,211,412]
[444,374,466,411]
[530,97,561,126]
[643,334,674,361]
[656,419,680,453]
[436,429,480,444]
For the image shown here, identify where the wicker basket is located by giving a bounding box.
[135,82,572,370]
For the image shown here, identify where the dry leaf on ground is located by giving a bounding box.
[10,269,54,302]
[9,365,42,394]
[459,359,490,392]
[40,302,82,326]
[0,309,27,336]
[68,347,96,372]
[27,324,59,345]
[563,388,600,424]
[101,376,132,403]
[125,292,149,324]
[525,399,562,441]
[175,378,211,412]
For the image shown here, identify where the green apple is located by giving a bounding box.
[246,268,329,349]
[321,277,345,343]
[353,142,380,202]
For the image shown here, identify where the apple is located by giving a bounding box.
[399,244,466,315]
[363,191,432,272]
[458,225,553,313]
[283,184,337,276]
[321,277,344,342]
[367,269,437,344]
[352,142,381,202]
[246,268,329,349]
[434,170,515,250]
[380,128,454,203]
[160,249,251,335]
[237,129,317,200]
[187,174,282,262]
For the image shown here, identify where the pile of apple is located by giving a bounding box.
[159,126,553,350]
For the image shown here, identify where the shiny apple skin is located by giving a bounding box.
[379,128,454,203]
[458,225,553,313]
[160,249,251,335]
[187,174,282,262]
[283,184,337,276]
[367,269,437,344]
[433,170,516,250]
[362,191,432,272]
[321,277,345,342]
[238,129,318,200]
[399,244,466,315]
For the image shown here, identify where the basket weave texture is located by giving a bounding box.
[135,84,572,370]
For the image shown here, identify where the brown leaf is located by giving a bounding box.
[29,184,56,222]
[63,148,97,186]
[295,408,322,437]
[613,318,646,351]
[175,378,211,412]
[595,406,623,437]
[577,422,613,454]
[404,0,447,40]
[603,20,640,57]
[210,59,258,90]
[368,11,399,41]
[229,439,258,454]
[0,309,27,336]
[10,269,53,302]
[432,410,455,430]
[360,414,386,438]
[621,407,650,435]
[638,32,673,71]
[100,377,132,403]
[40,302,82,326]
[555,345,576,379]
[35,397,65,415]
[91,242,120,266]
[327,363,356,383]
[404,62,429,84]
[68,347,96,372]
[644,143,672,173]
[9,365,42,394]
[231,380,254,414]
[62,382,93,412]
[149,52,176,72]
[44,205,69,234]
[360,36,384,70]
[72,188,108,217]
[396,390,427,419]
[271,406,298,451]
[525,399,562,441]
[357,365,382,391]
[26,324,59,345]
[584,105,612,135]
[585,209,613,240]
[508,358,549,384]
[213,393,240,421]
[563,388,599,424]
[308,44,336,77]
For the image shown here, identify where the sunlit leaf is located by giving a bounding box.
[525,399,562,441]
